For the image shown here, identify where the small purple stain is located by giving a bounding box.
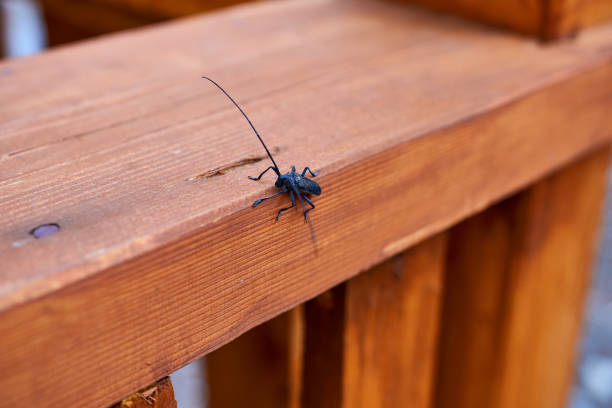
[30,223,60,238]
[1,68,14,76]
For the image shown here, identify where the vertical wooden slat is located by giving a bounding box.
[288,306,305,408]
[301,286,347,408]
[302,234,447,408]
[112,377,177,408]
[343,234,446,408]
[434,198,517,408]
[435,146,611,408]
[206,308,304,408]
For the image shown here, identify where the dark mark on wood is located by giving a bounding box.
[188,148,280,181]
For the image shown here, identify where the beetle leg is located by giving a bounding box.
[292,187,319,248]
[292,187,311,223]
[249,166,276,181]
[276,190,296,221]
[252,188,287,207]
[303,195,315,220]
[301,166,319,177]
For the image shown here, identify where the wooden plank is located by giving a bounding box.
[402,0,541,38]
[111,377,177,408]
[302,234,446,408]
[402,0,612,40]
[40,0,160,45]
[342,234,446,408]
[92,0,259,18]
[433,199,517,408]
[39,0,257,45]
[206,306,304,408]
[434,146,611,408]
[1,1,612,406]
[544,0,612,39]
[301,287,348,408]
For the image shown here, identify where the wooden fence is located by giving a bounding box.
[1,0,612,406]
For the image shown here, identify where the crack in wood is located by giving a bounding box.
[187,147,280,181]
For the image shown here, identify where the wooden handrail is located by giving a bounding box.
[1,0,612,406]
[398,0,612,40]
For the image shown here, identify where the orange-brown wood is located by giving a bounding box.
[40,0,159,45]
[434,146,611,408]
[342,234,446,408]
[1,1,612,406]
[401,0,612,39]
[301,235,446,408]
[39,0,257,45]
[434,198,517,408]
[94,0,259,18]
[206,306,304,408]
[112,377,177,408]
[543,0,612,39]
[302,287,347,408]
[399,0,541,38]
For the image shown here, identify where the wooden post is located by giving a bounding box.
[302,234,447,408]
[398,0,612,40]
[206,235,445,408]
[206,307,304,408]
[434,146,611,408]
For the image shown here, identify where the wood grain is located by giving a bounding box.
[302,287,346,408]
[400,0,612,40]
[300,234,445,408]
[206,307,304,408]
[111,377,177,408]
[93,0,259,19]
[342,234,446,408]
[434,146,611,408]
[397,0,542,37]
[1,1,612,406]
[39,0,257,45]
[543,0,612,39]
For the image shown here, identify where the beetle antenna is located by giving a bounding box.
[202,77,280,175]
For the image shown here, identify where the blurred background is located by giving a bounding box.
[1,1,611,406]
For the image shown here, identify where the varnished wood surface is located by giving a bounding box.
[93,0,259,18]
[39,0,258,45]
[206,307,304,408]
[543,0,612,39]
[341,235,445,408]
[434,147,611,408]
[402,0,612,39]
[1,0,612,406]
[300,235,445,408]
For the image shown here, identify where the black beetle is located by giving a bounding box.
[202,77,322,226]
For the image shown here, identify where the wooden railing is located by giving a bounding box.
[1,0,612,407]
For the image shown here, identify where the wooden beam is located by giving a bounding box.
[39,0,258,45]
[400,0,612,40]
[1,1,612,406]
[434,146,611,408]
[302,234,446,408]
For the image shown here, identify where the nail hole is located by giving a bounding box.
[30,223,60,238]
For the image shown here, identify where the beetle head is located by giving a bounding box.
[275,176,284,189]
